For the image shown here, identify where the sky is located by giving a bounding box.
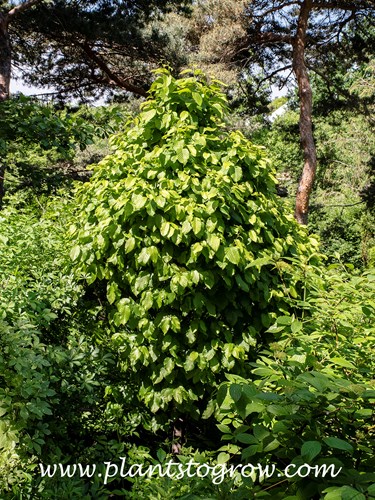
[10,71,51,97]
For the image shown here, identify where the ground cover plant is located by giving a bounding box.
[0,197,117,495]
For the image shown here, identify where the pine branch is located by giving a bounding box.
[253,1,299,18]
[80,42,147,97]
[250,31,293,45]
[312,1,375,10]
[8,0,44,20]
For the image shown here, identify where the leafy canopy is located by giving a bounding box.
[10,0,193,99]
[69,69,319,418]
[0,95,92,157]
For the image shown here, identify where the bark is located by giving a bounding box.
[8,0,44,19]
[292,0,317,225]
[0,12,11,102]
[0,13,10,208]
[0,0,44,208]
[0,0,44,102]
[81,42,148,97]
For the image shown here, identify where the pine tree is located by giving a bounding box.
[167,0,375,223]
[0,0,191,101]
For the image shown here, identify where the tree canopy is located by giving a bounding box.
[1,5,375,497]
[156,0,375,223]
[240,0,374,223]
[1,0,192,101]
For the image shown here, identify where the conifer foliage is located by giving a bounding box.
[69,70,319,417]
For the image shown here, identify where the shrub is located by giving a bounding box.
[0,198,117,495]
[215,266,375,499]
[69,69,319,421]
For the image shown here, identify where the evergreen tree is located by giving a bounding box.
[239,1,374,224]
[169,0,375,224]
[0,0,191,101]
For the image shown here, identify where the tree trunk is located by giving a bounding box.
[0,13,10,208]
[0,13,10,102]
[292,0,317,225]
[0,1,45,208]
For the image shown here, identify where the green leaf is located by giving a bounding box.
[132,194,147,210]
[202,399,216,419]
[236,433,257,444]
[107,283,118,305]
[192,92,203,106]
[323,489,344,500]
[191,218,202,235]
[217,452,230,464]
[138,247,152,265]
[253,426,270,441]
[134,275,149,294]
[241,445,259,459]
[157,449,166,463]
[70,245,81,261]
[229,384,242,402]
[187,144,197,156]
[207,234,221,252]
[125,237,136,253]
[181,220,192,235]
[225,247,241,265]
[116,301,131,325]
[217,385,228,407]
[252,367,274,377]
[235,275,249,292]
[142,291,153,310]
[354,408,372,418]
[217,424,231,434]
[323,437,353,452]
[232,166,242,182]
[277,315,293,325]
[341,487,366,500]
[160,221,170,237]
[331,357,355,369]
[301,441,321,461]
[142,108,157,123]
[263,439,280,452]
[177,148,190,165]
[245,402,264,416]
[159,317,170,334]
[291,320,303,333]
[180,110,189,121]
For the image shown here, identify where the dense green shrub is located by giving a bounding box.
[214,265,375,499]
[0,198,120,496]
[0,200,71,490]
[0,98,131,205]
[69,69,319,421]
